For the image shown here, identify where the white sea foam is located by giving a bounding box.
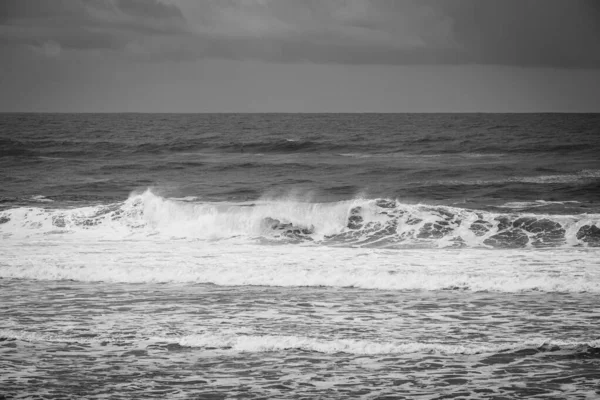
[1,238,599,292]
[174,335,600,355]
[338,153,374,158]
[510,169,600,184]
[29,195,54,203]
[497,200,581,209]
[417,169,600,188]
[1,327,597,356]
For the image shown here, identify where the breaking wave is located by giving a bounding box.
[1,190,599,248]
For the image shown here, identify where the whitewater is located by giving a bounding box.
[2,190,600,294]
[1,113,600,399]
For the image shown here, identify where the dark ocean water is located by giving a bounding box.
[1,113,600,399]
[2,113,599,207]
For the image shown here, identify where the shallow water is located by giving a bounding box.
[2,280,600,399]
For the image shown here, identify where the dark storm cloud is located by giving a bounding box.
[0,0,599,67]
[115,0,183,20]
[0,0,187,54]
[434,0,600,68]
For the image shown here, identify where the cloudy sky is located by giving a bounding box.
[1,0,599,112]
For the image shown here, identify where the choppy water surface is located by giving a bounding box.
[1,113,600,398]
[2,279,600,399]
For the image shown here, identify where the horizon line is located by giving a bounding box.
[2,111,600,114]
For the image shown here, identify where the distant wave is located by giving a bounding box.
[338,152,506,159]
[217,139,349,154]
[416,169,600,188]
[0,137,212,157]
[509,169,600,184]
[497,200,581,210]
[1,137,359,157]
[0,138,34,157]
[0,190,599,249]
[338,153,375,159]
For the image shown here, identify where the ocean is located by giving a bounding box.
[1,113,599,399]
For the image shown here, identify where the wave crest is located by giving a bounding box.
[0,190,599,248]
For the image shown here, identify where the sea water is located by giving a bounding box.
[1,113,599,398]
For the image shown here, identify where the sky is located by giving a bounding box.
[1,0,599,112]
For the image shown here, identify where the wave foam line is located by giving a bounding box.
[1,242,599,292]
[1,328,598,356]
[174,334,600,355]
